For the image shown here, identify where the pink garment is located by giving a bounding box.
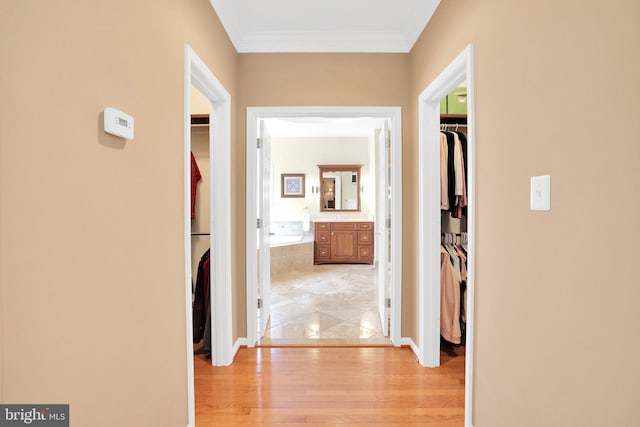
[453,133,467,219]
[455,245,467,282]
[440,247,461,344]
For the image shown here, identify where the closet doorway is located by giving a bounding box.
[246,107,403,348]
[183,45,233,427]
[418,45,476,427]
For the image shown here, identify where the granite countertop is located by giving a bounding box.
[312,218,374,223]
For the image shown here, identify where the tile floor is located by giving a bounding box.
[260,264,392,346]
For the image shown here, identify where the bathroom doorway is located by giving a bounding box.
[246,107,403,347]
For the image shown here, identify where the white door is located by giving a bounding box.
[376,121,391,336]
[257,120,272,338]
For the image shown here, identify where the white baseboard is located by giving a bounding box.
[233,337,248,359]
[400,337,421,363]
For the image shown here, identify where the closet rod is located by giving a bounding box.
[441,124,468,127]
[191,124,213,128]
[191,232,210,236]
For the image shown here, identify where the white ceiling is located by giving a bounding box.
[209,0,441,53]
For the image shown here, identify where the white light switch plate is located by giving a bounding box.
[530,175,551,211]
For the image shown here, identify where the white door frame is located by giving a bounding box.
[376,122,390,337]
[246,106,403,347]
[257,120,272,337]
[418,44,476,427]
[183,44,234,427]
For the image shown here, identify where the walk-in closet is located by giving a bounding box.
[440,84,468,351]
[190,108,212,359]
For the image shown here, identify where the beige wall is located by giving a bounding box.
[0,0,237,425]
[411,0,640,425]
[190,86,211,116]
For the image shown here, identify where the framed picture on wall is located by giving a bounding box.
[281,174,305,198]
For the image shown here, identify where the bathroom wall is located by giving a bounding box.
[270,136,372,222]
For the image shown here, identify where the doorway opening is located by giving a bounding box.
[183,44,233,427]
[418,44,476,427]
[246,107,403,348]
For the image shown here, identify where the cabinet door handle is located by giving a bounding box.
[331,232,334,236]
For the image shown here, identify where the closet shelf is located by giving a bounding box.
[191,114,210,127]
[440,114,467,124]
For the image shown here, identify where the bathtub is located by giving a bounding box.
[270,235,303,246]
[268,234,314,277]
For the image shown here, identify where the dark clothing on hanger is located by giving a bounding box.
[192,249,210,342]
[457,132,468,217]
[191,152,202,219]
[443,132,457,213]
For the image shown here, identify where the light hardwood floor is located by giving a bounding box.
[195,345,465,425]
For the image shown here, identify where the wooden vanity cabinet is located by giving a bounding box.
[314,222,373,265]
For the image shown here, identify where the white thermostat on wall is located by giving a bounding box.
[104,107,134,140]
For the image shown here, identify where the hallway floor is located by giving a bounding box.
[260,264,392,346]
[195,346,466,425]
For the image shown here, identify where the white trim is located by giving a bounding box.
[233,338,248,357]
[400,337,420,359]
[183,46,196,427]
[245,114,258,346]
[389,112,403,346]
[236,30,412,53]
[183,43,234,427]
[246,106,403,347]
[209,0,441,54]
[418,44,475,427]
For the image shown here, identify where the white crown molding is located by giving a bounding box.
[209,0,441,53]
[236,30,413,53]
[208,0,243,50]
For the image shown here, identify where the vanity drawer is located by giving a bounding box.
[358,223,372,230]
[315,222,330,231]
[316,231,330,243]
[358,231,372,244]
[331,222,357,230]
[358,245,372,260]
[315,245,330,259]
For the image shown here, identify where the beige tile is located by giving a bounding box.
[263,264,391,346]
[320,320,378,339]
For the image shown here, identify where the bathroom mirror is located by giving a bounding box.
[318,164,362,212]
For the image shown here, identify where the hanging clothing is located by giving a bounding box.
[458,132,469,218]
[440,131,468,218]
[190,152,202,219]
[440,133,449,210]
[452,132,468,219]
[441,246,461,344]
[443,132,456,214]
[192,249,210,342]
[453,132,463,198]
